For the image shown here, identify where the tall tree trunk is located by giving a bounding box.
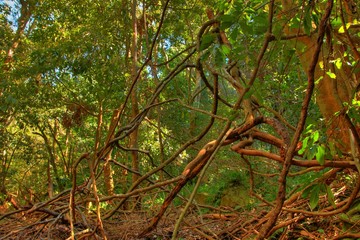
[64,127,71,176]
[130,0,141,209]
[103,157,115,196]
[47,159,54,198]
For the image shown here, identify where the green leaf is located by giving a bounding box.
[302,185,312,198]
[239,20,253,35]
[244,88,255,100]
[309,185,320,210]
[303,5,312,36]
[326,71,336,79]
[220,14,235,30]
[331,17,342,28]
[316,144,326,165]
[339,23,352,33]
[253,89,264,106]
[334,58,342,69]
[298,136,309,155]
[200,49,211,61]
[253,14,268,34]
[307,145,317,160]
[306,124,314,131]
[338,26,345,33]
[315,76,324,85]
[200,34,216,51]
[289,17,301,29]
[229,26,240,41]
[313,130,319,142]
[221,45,231,55]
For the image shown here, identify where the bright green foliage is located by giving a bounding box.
[298,124,332,164]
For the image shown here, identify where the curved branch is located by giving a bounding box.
[105,59,220,220]
[235,148,357,169]
[258,2,335,238]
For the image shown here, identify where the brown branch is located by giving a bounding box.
[196,53,233,108]
[334,232,360,240]
[112,60,195,144]
[139,127,236,236]
[155,44,196,66]
[251,130,284,148]
[282,167,360,217]
[105,57,217,220]
[267,215,306,237]
[116,0,171,124]
[69,153,89,239]
[26,190,71,215]
[257,1,334,238]
[178,100,228,121]
[96,176,183,202]
[0,209,24,221]
[235,148,357,169]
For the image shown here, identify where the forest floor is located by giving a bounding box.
[0,204,349,240]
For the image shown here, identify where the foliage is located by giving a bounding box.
[0,0,359,239]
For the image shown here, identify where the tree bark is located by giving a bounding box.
[130,0,141,208]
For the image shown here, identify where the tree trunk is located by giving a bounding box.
[130,0,141,208]
[47,159,54,198]
[65,127,71,176]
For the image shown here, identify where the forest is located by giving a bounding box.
[0,0,360,239]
